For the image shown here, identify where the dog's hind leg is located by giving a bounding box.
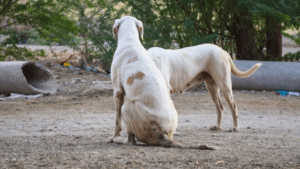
[223,89,238,132]
[217,79,239,132]
[209,63,239,132]
[206,80,224,131]
[108,87,125,143]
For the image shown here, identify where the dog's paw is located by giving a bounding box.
[210,126,221,131]
[127,140,136,146]
[228,127,239,132]
[107,136,114,143]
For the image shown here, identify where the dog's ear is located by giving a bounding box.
[135,20,144,40]
[113,19,120,39]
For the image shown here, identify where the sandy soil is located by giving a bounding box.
[0,67,299,169]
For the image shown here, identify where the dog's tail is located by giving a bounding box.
[157,134,218,150]
[229,58,262,78]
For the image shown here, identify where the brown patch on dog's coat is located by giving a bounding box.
[196,72,212,81]
[127,71,145,85]
[134,120,164,145]
[127,56,138,64]
[116,92,124,100]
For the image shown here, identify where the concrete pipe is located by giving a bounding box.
[0,61,58,95]
[232,60,300,92]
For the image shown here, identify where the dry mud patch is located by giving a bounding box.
[0,70,300,168]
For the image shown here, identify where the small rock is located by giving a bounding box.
[259,116,263,118]
[215,160,224,165]
[95,66,107,74]
[73,71,83,75]
[86,67,93,71]
[92,81,102,84]
[186,120,190,122]
[211,134,216,137]
[70,78,83,84]
[251,90,255,94]
[97,73,106,77]
[255,161,263,166]
[126,161,132,165]
[71,78,86,83]
[174,132,181,137]
[247,127,251,129]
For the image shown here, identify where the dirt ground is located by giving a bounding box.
[0,66,299,169]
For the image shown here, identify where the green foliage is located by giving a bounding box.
[0,28,79,46]
[0,0,79,60]
[0,46,34,61]
[267,51,300,62]
[0,45,47,61]
[26,28,81,46]
[1,0,299,64]
[123,0,221,49]
[120,0,300,60]
[38,49,46,57]
[71,0,121,68]
[282,32,300,45]
[282,51,300,62]
[25,29,50,45]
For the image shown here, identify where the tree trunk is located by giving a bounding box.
[266,17,282,60]
[232,11,258,60]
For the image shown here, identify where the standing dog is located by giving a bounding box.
[108,16,217,150]
[148,45,262,132]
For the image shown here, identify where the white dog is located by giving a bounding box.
[147,44,262,132]
[108,16,217,150]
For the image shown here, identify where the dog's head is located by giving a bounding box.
[113,16,143,40]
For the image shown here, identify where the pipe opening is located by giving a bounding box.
[22,62,57,93]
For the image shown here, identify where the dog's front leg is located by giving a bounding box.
[127,133,136,145]
[108,88,124,143]
[109,134,136,145]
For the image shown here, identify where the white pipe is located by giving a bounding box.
[0,61,58,95]
[232,60,300,92]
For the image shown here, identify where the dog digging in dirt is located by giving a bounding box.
[147,44,262,132]
[107,16,217,150]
